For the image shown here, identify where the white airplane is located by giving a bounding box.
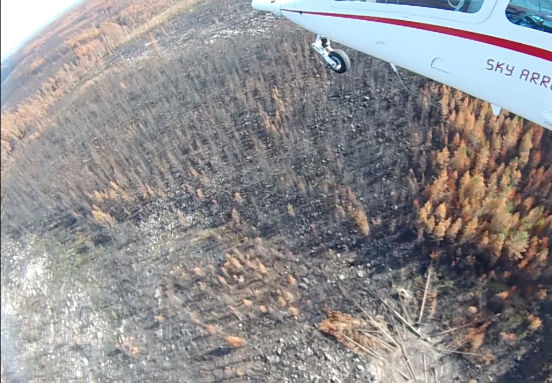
[251,0,552,130]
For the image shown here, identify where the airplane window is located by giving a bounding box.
[506,0,552,33]
[334,0,484,13]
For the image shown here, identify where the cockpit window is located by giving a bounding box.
[506,0,552,33]
[334,0,484,13]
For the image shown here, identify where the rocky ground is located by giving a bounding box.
[1,211,463,382]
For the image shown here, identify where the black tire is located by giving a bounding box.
[328,49,350,74]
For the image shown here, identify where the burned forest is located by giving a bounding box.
[1,0,551,382]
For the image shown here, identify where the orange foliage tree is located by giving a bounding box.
[417,87,551,279]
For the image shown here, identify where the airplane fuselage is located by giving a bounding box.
[253,0,552,130]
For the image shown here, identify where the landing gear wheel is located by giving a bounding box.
[311,35,351,74]
[328,49,350,74]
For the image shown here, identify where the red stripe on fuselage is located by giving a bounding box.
[281,9,552,62]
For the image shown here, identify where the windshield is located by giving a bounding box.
[506,0,552,32]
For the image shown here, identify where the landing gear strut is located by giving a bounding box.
[312,35,351,74]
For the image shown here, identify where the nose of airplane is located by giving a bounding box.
[251,0,281,15]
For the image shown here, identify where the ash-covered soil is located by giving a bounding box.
[1,0,550,382]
